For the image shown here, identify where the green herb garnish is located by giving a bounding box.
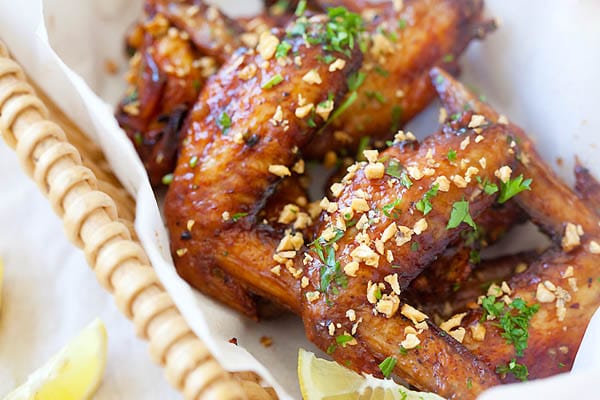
[378,356,397,378]
[496,359,529,381]
[262,73,284,89]
[498,174,532,204]
[447,200,476,230]
[231,212,248,222]
[347,71,366,91]
[447,149,457,162]
[161,173,173,185]
[294,0,307,16]
[382,198,402,218]
[218,111,232,133]
[275,41,292,58]
[189,155,199,168]
[415,184,439,215]
[336,334,354,347]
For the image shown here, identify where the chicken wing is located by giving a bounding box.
[165,12,364,315]
[432,67,600,382]
[304,0,495,159]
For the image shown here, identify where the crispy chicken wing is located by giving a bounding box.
[116,20,205,185]
[432,67,600,382]
[165,14,363,316]
[304,0,495,159]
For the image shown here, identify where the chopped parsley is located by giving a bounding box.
[466,377,473,389]
[382,198,402,218]
[188,155,199,168]
[322,7,364,56]
[447,200,476,230]
[385,160,413,189]
[347,71,366,91]
[469,249,481,264]
[326,343,337,354]
[397,19,407,29]
[447,149,457,161]
[294,0,307,16]
[356,136,370,160]
[310,229,348,295]
[262,74,284,89]
[218,111,232,133]
[275,41,292,58]
[481,296,540,381]
[410,242,420,252]
[366,90,386,104]
[398,346,408,355]
[378,356,397,378]
[415,184,439,215]
[231,212,248,222]
[435,74,445,85]
[443,54,455,63]
[498,174,532,204]
[328,91,358,123]
[133,132,143,146]
[391,105,403,132]
[336,334,354,347]
[192,79,201,91]
[477,176,499,195]
[496,359,529,382]
[161,173,173,185]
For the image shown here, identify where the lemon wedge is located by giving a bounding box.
[298,348,444,400]
[5,318,107,400]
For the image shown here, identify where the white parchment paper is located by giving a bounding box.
[1,0,599,399]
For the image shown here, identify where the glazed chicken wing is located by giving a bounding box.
[304,0,495,158]
[431,67,600,382]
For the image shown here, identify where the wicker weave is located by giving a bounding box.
[0,40,277,400]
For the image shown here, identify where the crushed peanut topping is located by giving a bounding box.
[479,157,487,169]
[269,164,291,177]
[450,175,468,188]
[384,273,401,295]
[562,265,575,278]
[536,283,556,303]
[330,183,345,197]
[292,159,305,174]
[257,31,279,60]
[270,265,281,276]
[344,261,359,277]
[363,150,379,164]
[400,304,428,325]
[367,281,385,304]
[365,163,385,179]
[475,135,484,143]
[351,244,380,267]
[306,291,320,303]
[438,107,448,123]
[301,276,309,288]
[468,114,486,128]
[440,313,467,333]
[381,223,398,243]
[221,211,231,221]
[401,333,421,350]
[346,309,356,321]
[395,226,413,247]
[295,103,314,118]
[495,166,513,183]
[470,322,486,341]
[449,327,466,343]
[498,115,509,125]
[316,100,334,120]
[413,218,428,235]
[460,136,470,150]
[376,294,401,318]
[434,176,451,192]
[407,166,424,181]
[329,58,346,72]
[239,63,258,81]
[302,69,322,85]
[562,222,583,252]
[589,240,600,254]
[351,198,370,213]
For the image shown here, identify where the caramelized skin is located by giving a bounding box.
[147,0,243,63]
[432,67,600,239]
[575,162,600,216]
[432,68,600,382]
[116,28,204,185]
[407,203,524,313]
[304,0,494,158]
[302,123,520,398]
[165,18,363,317]
[409,252,538,319]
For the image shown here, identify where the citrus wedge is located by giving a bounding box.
[5,318,107,400]
[298,348,444,400]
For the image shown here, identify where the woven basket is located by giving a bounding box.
[0,40,277,400]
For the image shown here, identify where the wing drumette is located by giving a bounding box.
[431,68,600,382]
[304,0,495,159]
